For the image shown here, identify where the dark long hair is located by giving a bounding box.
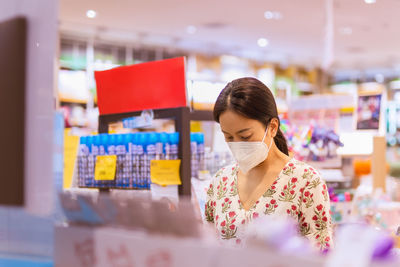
[213,77,289,156]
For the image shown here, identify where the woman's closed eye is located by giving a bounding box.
[240,135,252,141]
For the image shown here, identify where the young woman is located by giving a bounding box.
[205,77,333,250]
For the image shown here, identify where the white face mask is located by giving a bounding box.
[227,127,273,174]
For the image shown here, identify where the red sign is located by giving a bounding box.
[95,57,187,115]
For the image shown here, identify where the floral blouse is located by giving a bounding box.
[205,158,333,250]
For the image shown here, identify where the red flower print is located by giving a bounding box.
[223,187,226,191]
[229,201,232,204]
[312,215,318,221]
[213,201,217,206]
[273,181,278,185]
[325,237,330,242]
[290,190,295,195]
[281,192,285,196]
[316,224,320,228]
[300,188,304,193]
[289,163,294,167]
[271,186,276,190]
[253,212,259,219]
[291,205,297,211]
[266,204,270,208]
[304,191,310,197]
[317,204,323,211]
[270,199,276,205]
[225,198,229,202]
[222,230,226,234]
[323,184,326,190]
[231,219,236,224]
[283,167,287,171]
[217,185,220,190]
[274,205,278,208]
[216,215,219,221]
[291,178,297,183]
[310,193,314,198]
[236,239,241,245]
[229,225,235,230]
[231,181,235,186]
[222,177,228,182]
[209,184,212,188]
[256,200,259,204]
[313,172,316,175]
[322,211,326,216]
[302,223,308,228]
[241,219,246,224]
[284,185,288,190]
[303,199,307,203]
[222,203,225,207]
[322,217,328,222]
[238,200,241,204]
[304,169,308,172]
[221,221,226,227]
[286,209,290,214]
[306,181,310,187]
[229,211,236,218]
[316,235,320,239]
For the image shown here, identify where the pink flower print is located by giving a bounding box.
[225,198,229,202]
[253,212,259,219]
[236,239,241,245]
[289,163,294,167]
[284,185,288,190]
[229,211,236,218]
[229,225,235,230]
[241,219,246,224]
[216,215,219,221]
[222,177,228,182]
[221,221,226,227]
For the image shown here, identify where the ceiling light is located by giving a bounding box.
[86,10,97,19]
[264,11,274,19]
[186,25,197,34]
[339,27,353,35]
[364,0,376,4]
[257,38,269,47]
[264,11,282,20]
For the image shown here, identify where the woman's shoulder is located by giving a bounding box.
[286,158,323,181]
[211,163,238,183]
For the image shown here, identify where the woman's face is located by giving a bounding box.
[219,110,274,144]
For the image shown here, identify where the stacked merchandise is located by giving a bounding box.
[281,120,343,162]
[77,132,206,189]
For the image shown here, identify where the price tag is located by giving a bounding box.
[95,155,117,181]
[150,160,181,186]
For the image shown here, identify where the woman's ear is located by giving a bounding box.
[269,118,279,138]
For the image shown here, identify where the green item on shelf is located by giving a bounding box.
[389,162,400,178]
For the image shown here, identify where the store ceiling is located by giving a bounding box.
[59,0,400,72]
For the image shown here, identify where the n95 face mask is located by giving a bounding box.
[227,128,273,174]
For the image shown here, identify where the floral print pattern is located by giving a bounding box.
[205,158,333,251]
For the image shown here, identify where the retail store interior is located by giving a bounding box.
[1,0,400,266]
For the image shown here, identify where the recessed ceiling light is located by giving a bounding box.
[364,0,376,4]
[186,25,197,34]
[339,27,353,35]
[257,38,269,47]
[86,10,97,19]
[264,11,282,20]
